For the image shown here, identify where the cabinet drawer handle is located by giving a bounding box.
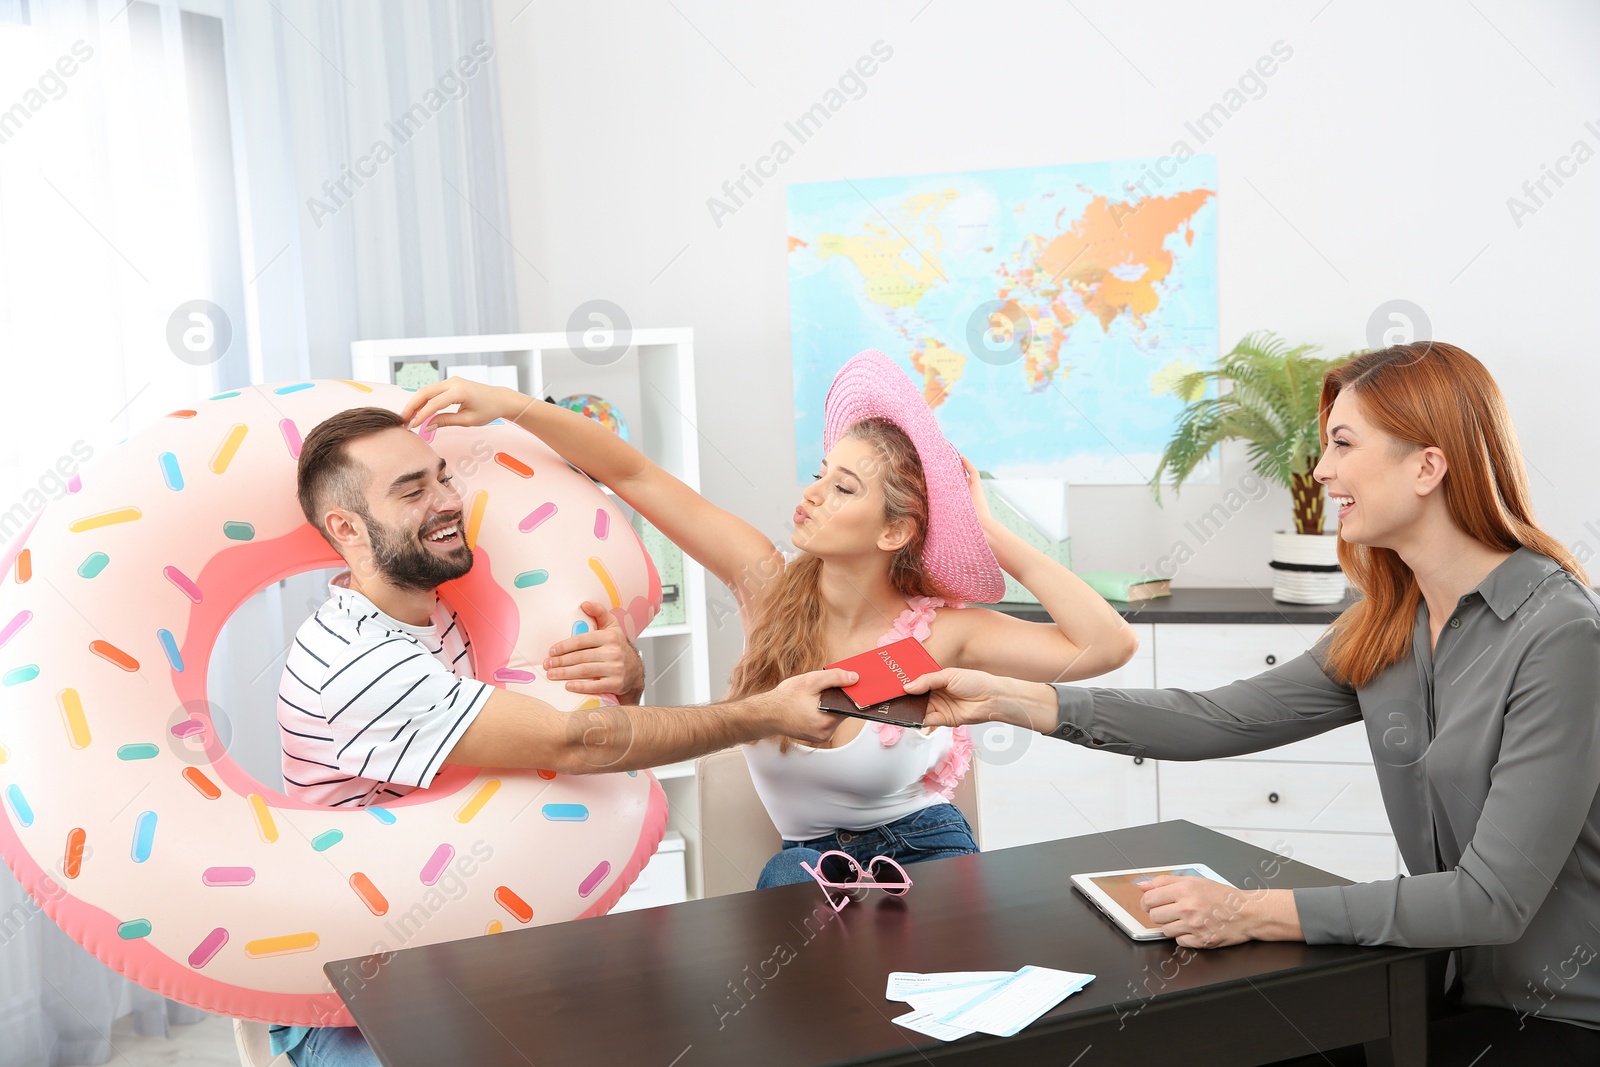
[1265,654,1277,666]
[1268,792,1280,804]
[1133,756,1144,765]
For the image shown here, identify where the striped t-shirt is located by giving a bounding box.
[276,573,492,807]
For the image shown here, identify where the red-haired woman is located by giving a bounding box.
[402,351,1137,886]
[912,342,1600,1064]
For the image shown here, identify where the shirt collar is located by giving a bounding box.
[1469,546,1563,621]
[326,570,440,637]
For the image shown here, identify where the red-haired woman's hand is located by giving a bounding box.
[905,668,1057,734]
[1136,878,1302,948]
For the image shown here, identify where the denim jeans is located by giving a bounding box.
[284,1026,380,1067]
[756,802,978,889]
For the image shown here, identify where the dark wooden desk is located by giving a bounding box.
[327,820,1438,1066]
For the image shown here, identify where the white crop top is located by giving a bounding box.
[743,724,954,840]
[740,596,972,841]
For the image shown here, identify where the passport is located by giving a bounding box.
[818,687,930,729]
[824,637,942,707]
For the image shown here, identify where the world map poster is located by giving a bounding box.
[787,155,1218,484]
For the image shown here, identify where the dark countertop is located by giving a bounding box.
[992,586,1356,625]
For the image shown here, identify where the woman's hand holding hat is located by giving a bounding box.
[960,454,995,527]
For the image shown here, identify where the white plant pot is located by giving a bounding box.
[1270,531,1347,605]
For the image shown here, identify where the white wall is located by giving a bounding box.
[488,0,1600,683]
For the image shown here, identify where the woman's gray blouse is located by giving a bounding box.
[1050,548,1600,1029]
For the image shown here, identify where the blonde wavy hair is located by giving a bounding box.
[726,419,945,745]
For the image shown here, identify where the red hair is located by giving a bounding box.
[1321,342,1585,687]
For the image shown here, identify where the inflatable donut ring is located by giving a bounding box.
[0,379,667,1027]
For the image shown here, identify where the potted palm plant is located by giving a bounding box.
[1152,332,1356,604]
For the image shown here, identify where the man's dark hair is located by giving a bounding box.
[297,407,408,548]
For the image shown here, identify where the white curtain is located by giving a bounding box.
[208,0,518,794]
[0,1,517,1062]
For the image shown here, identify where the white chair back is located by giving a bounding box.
[233,1019,292,1066]
[695,747,780,897]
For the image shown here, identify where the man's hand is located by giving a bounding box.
[904,667,1058,734]
[545,601,645,702]
[399,376,520,431]
[762,669,859,745]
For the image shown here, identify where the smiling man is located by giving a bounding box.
[269,407,853,1067]
[280,406,647,807]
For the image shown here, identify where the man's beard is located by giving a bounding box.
[361,507,473,591]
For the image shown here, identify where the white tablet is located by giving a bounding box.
[1070,864,1234,941]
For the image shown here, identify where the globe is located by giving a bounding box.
[552,393,629,441]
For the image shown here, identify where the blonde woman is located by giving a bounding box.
[402,351,1137,886]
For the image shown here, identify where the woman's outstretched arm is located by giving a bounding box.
[909,650,1361,758]
[907,658,1359,948]
[402,378,782,598]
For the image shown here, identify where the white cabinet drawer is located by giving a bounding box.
[1158,760,1389,834]
[612,834,687,912]
[1154,624,1371,762]
[1153,623,1326,690]
[1215,828,1399,885]
[979,622,1153,852]
[975,732,1157,851]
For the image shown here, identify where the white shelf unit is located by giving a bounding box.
[350,329,712,903]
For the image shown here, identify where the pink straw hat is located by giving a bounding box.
[822,350,1005,604]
